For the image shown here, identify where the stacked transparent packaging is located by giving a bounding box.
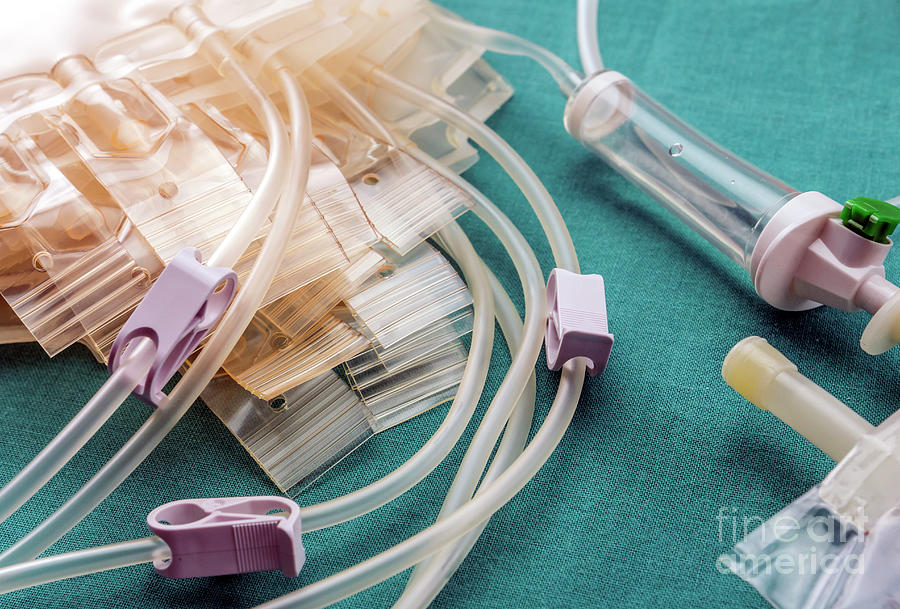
[0,0,513,494]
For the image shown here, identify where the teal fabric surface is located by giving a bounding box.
[1,1,899,607]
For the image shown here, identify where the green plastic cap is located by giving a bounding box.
[840,197,900,243]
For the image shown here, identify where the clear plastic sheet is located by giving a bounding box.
[201,369,375,496]
[224,251,385,399]
[305,147,378,261]
[721,487,863,609]
[357,340,467,432]
[226,313,369,401]
[347,146,474,255]
[346,243,473,348]
[722,486,900,609]
[345,306,473,380]
[261,250,386,341]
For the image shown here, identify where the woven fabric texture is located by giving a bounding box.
[1,1,899,607]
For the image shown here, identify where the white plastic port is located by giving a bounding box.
[722,337,873,461]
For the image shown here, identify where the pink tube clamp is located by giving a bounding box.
[545,268,614,376]
[108,247,237,407]
[148,496,305,579]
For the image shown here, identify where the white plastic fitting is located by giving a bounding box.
[722,336,874,461]
[750,192,898,313]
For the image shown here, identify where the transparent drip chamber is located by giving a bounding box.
[564,71,798,269]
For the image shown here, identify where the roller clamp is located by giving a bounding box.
[147,496,305,579]
[108,247,237,407]
[544,268,613,376]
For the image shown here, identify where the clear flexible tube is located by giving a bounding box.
[299,218,499,532]
[0,537,169,594]
[254,360,584,609]
[170,7,291,270]
[368,68,580,272]
[395,271,536,608]
[251,72,585,609]
[576,0,604,74]
[0,68,309,567]
[0,337,155,524]
[0,261,519,597]
[423,4,582,96]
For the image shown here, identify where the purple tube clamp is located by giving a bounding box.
[108,247,237,407]
[148,496,305,579]
[545,268,613,376]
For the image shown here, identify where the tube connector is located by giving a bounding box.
[722,337,874,461]
[751,192,900,314]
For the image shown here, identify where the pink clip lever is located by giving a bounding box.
[545,268,613,376]
[108,248,236,407]
[147,496,305,579]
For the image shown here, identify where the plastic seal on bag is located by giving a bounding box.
[346,327,469,432]
[310,119,475,256]
[232,313,369,400]
[348,146,475,255]
[202,369,375,496]
[721,485,900,609]
[0,129,163,356]
[306,147,379,261]
[346,243,473,349]
[261,250,386,340]
[224,251,385,399]
[345,306,473,383]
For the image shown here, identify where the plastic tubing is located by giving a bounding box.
[290,76,499,533]
[0,337,155,524]
[250,71,586,609]
[423,4,582,96]
[254,362,584,609]
[0,268,520,597]
[370,67,581,605]
[306,63,398,146]
[576,0,604,74]
[299,219,498,531]
[170,6,291,270]
[0,67,309,567]
[394,271,537,608]
[0,537,170,594]
[291,73,537,538]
